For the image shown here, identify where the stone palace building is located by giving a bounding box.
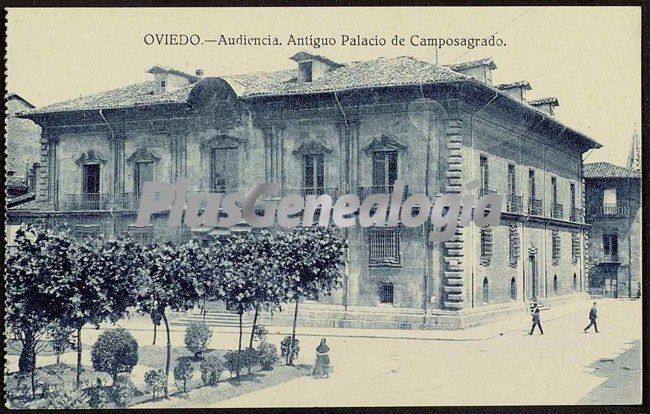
[7,52,602,328]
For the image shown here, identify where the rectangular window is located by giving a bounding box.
[508,164,516,196]
[210,147,238,192]
[509,225,520,266]
[480,155,489,191]
[83,164,100,194]
[303,154,324,194]
[480,227,493,264]
[570,183,576,212]
[379,283,394,304]
[528,169,536,199]
[368,228,400,266]
[134,162,154,197]
[372,150,398,190]
[551,177,557,206]
[603,188,617,214]
[571,232,580,264]
[603,233,619,261]
[552,230,561,263]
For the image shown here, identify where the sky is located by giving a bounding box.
[6,7,641,166]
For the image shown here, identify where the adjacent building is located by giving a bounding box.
[584,134,642,298]
[7,52,602,328]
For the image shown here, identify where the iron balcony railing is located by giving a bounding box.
[506,194,523,213]
[570,207,583,222]
[64,193,110,211]
[551,203,564,219]
[357,184,409,200]
[528,197,543,216]
[281,187,340,199]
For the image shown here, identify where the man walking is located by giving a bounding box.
[529,303,543,335]
[584,302,599,333]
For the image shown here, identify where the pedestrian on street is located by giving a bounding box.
[312,338,331,379]
[584,302,599,333]
[529,303,544,335]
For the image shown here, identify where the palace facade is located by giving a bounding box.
[7,52,601,328]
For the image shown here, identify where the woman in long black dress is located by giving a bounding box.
[312,338,330,379]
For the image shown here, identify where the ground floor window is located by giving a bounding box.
[368,228,400,266]
[553,275,559,294]
[573,273,578,292]
[379,282,394,304]
[482,278,489,304]
[510,277,516,300]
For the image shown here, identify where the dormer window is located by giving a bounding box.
[160,80,166,90]
[298,61,313,83]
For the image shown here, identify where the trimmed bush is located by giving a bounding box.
[184,322,213,359]
[91,328,139,383]
[27,384,90,409]
[280,336,300,363]
[84,378,111,409]
[173,360,194,393]
[144,369,167,399]
[258,342,279,370]
[200,354,225,386]
[242,346,260,374]
[253,325,268,344]
[113,374,136,408]
[224,350,245,379]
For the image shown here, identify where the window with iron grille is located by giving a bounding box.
[571,232,580,264]
[378,282,394,304]
[552,230,561,265]
[368,228,400,266]
[509,225,520,267]
[128,225,154,245]
[480,227,493,266]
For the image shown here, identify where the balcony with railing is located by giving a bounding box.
[528,197,543,216]
[570,207,583,222]
[506,194,523,213]
[64,193,111,211]
[551,203,564,220]
[357,184,409,200]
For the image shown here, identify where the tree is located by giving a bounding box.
[50,325,74,365]
[136,240,202,397]
[90,328,139,384]
[280,228,347,365]
[64,237,143,387]
[5,225,79,398]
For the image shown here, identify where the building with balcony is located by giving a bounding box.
[584,157,641,298]
[7,52,601,328]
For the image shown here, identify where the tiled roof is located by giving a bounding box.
[24,56,467,114]
[447,57,497,71]
[146,65,200,81]
[289,51,343,68]
[25,81,195,114]
[584,162,641,179]
[529,97,559,106]
[223,56,467,97]
[496,80,531,90]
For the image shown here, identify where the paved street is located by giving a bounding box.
[6,298,641,406]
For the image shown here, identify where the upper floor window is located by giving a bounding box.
[83,164,100,195]
[570,183,576,212]
[303,153,324,194]
[480,227,493,265]
[160,80,166,89]
[603,188,617,214]
[372,150,398,191]
[134,161,154,197]
[480,155,489,191]
[603,233,619,261]
[210,146,238,192]
[551,177,558,206]
[507,164,516,196]
[528,169,536,200]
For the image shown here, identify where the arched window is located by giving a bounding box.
[482,278,489,304]
[573,273,578,292]
[510,277,517,300]
[379,282,394,304]
[553,275,559,294]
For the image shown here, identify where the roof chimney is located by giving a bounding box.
[290,51,342,83]
[529,97,559,117]
[447,58,497,85]
[195,69,204,77]
[496,81,531,101]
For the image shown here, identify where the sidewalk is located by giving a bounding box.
[102,297,613,342]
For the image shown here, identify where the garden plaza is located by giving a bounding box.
[134,179,503,243]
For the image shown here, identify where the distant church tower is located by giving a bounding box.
[627,129,641,172]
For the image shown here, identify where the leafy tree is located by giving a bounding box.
[173,360,194,393]
[184,321,212,359]
[5,225,79,397]
[90,328,139,384]
[136,240,202,397]
[144,369,167,398]
[64,237,144,387]
[280,228,347,364]
[50,325,75,365]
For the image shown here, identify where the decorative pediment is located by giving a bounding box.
[202,134,246,150]
[75,150,106,166]
[292,140,332,156]
[127,147,161,164]
[362,134,407,155]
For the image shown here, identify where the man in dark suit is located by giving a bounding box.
[584,302,599,333]
[529,303,543,335]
